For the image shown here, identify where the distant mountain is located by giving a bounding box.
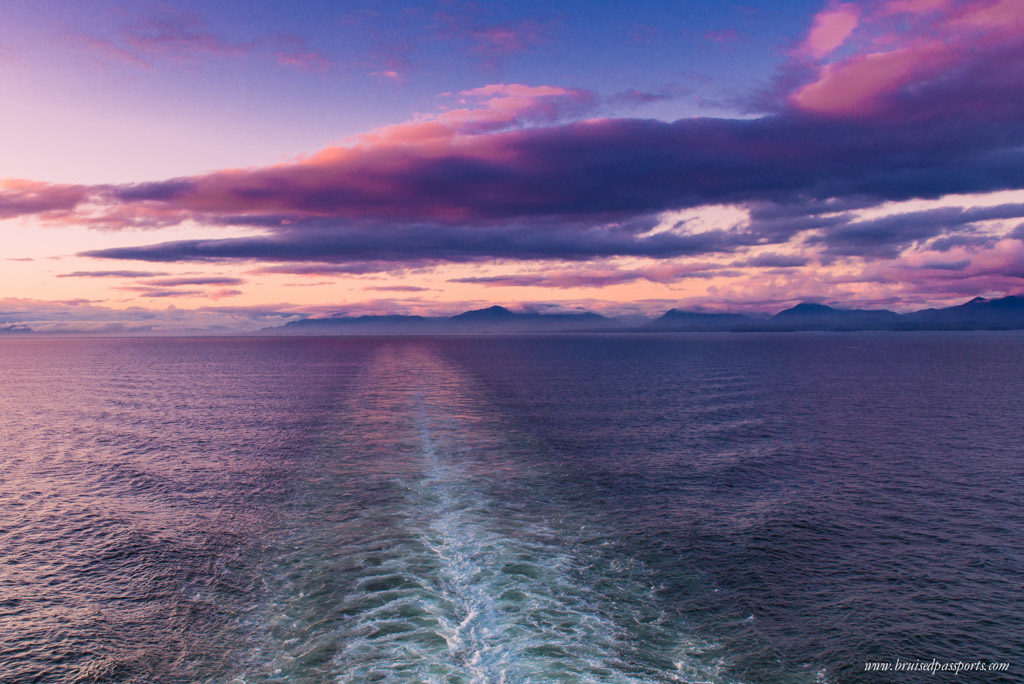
[771,303,902,330]
[647,309,757,331]
[277,314,433,334]
[263,296,1024,335]
[450,305,517,321]
[450,306,609,331]
[286,314,428,327]
[902,295,1024,329]
[273,307,611,334]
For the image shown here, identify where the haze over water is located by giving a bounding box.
[1,334,1021,682]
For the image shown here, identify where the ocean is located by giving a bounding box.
[0,334,1021,682]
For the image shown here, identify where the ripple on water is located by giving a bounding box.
[229,347,737,682]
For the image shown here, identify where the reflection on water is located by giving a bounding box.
[1,334,1022,682]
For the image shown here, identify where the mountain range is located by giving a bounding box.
[267,296,1024,334]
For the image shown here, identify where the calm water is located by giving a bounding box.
[0,334,1021,682]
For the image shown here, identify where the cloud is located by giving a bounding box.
[0,179,90,219]
[81,222,752,263]
[73,35,153,69]
[1,1,1020,303]
[929,233,997,251]
[140,276,245,287]
[120,9,251,61]
[75,11,334,73]
[797,3,860,59]
[734,253,810,268]
[0,297,302,333]
[452,271,641,289]
[432,5,550,63]
[879,240,1024,296]
[606,85,689,109]
[44,103,1022,242]
[104,276,249,301]
[347,83,597,145]
[788,0,1024,118]
[466,21,547,57]
[251,262,428,276]
[57,270,170,278]
[920,258,972,270]
[270,34,334,73]
[812,202,1024,256]
[135,288,204,298]
[451,262,731,289]
[705,28,745,45]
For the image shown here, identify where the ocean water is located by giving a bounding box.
[0,334,1021,682]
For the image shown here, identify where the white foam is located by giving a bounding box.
[231,346,744,682]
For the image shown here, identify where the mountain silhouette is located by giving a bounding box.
[450,305,517,321]
[266,296,1024,334]
[648,309,756,331]
[277,306,608,334]
[902,295,1024,329]
[771,303,902,330]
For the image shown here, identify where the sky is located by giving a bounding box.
[2,0,1024,333]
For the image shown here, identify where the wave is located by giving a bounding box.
[229,344,732,682]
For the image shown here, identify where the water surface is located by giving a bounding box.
[0,334,1021,681]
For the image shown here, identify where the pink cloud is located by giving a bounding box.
[372,69,404,83]
[340,83,596,149]
[369,54,413,83]
[432,7,549,63]
[952,0,1024,26]
[76,83,600,226]
[0,179,91,220]
[791,43,950,115]
[879,0,952,15]
[798,3,860,59]
[75,14,339,74]
[73,34,153,69]
[469,23,545,55]
[269,34,335,73]
[876,239,1024,298]
[788,0,1024,117]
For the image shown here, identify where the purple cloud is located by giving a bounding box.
[122,10,251,60]
[75,10,337,74]
[812,202,1024,257]
[432,4,551,63]
[451,262,735,289]
[122,288,205,298]
[270,34,334,73]
[0,180,90,219]
[81,222,752,263]
[252,262,427,276]
[57,270,170,278]
[3,0,1022,288]
[141,277,245,287]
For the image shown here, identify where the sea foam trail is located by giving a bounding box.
[231,345,733,682]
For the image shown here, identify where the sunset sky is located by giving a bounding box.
[2,0,1024,333]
